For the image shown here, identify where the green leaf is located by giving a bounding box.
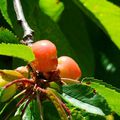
[74,0,120,49]
[67,104,107,120]
[46,88,68,120]
[82,78,120,116]
[23,100,41,120]
[70,109,85,120]
[0,27,19,69]
[62,84,111,115]
[0,0,12,26]
[0,43,35,62]
[39,0,64,22]
[0,85,16,102]
[42,101,60,120]
[0,88,4,100]
[0,27,18,43]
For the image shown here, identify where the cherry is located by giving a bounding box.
[30,40,58,72]
[57,56,81,79]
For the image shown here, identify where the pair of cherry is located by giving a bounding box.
[30,40,81,80]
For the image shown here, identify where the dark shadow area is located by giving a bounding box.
[0,11,11,30]
[0,55,13,69]
[84,13,120,88]
[107,0,120,7]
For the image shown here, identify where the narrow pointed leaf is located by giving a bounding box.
[46,88,68,120]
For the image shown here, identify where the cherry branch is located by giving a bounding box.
[4,78,35,89]
[13,0,34,45]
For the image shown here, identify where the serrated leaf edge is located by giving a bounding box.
[0,27,19,42]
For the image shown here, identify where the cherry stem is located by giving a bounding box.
[60,102,71,117]
[51,90,72,119]
[21,98,31,116]
[21,91,35,117]
[37,86,47,93]
[16,89,33,107]
[61,78,80,85]
[36,91,44,120]
[4,78,35,89]
[13,0,34,45]
[81,77,94,83]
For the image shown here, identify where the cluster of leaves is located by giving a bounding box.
[0,0,120,120]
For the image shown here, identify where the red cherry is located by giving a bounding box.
[30,40,58,72]
[57,56,81,79]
